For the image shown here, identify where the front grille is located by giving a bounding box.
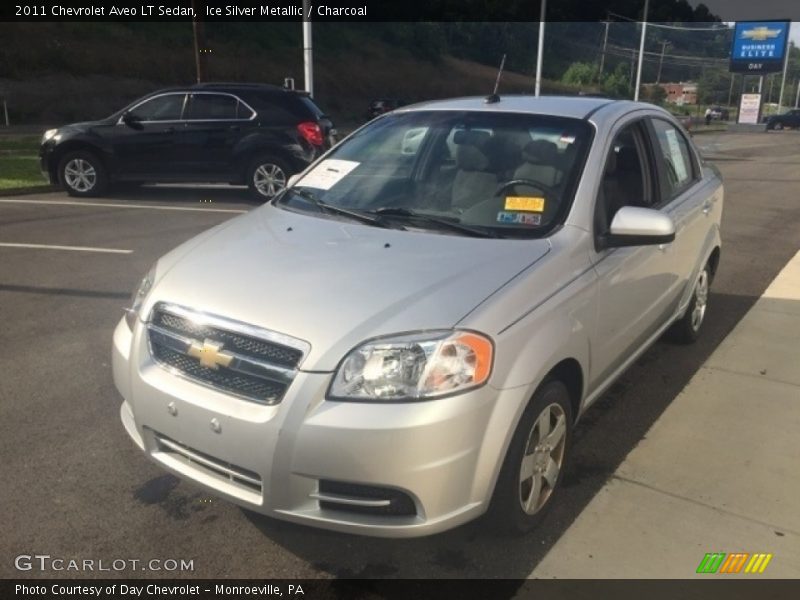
[316,480,417,517]
[147,303,309,405]
[154,432,262,495]
[152,345,286,403]
[153,310,303,368]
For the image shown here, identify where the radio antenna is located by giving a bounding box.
[485,54,506,104]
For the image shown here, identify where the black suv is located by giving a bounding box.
[765,108,800,130]
[40,83,336,200]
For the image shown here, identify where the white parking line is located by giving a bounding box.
[0,198,248,214]
[0,242,132,254]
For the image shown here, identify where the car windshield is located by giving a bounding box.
[276,110,593,238]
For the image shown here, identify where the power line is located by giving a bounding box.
[606,11,731,31]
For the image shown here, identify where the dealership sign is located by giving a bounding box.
[730,21,790,73]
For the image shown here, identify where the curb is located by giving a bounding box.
[0,185,58,197]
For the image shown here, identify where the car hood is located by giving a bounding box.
[145,204,550,371]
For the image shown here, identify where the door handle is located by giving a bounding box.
[229,125,240,131]
[702,202,712,215]
[165,126,177,133]
[658,244,668,252]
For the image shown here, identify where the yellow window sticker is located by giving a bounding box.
[505,196,545,212]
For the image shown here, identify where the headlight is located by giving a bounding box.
[329,331,493,402]
[124,263,157,330]
[42,129,58,142]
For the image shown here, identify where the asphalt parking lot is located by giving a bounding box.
[2,131,800,580]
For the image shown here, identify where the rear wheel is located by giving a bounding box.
[487,380,573,534]
[669,264,710,344]
[247,155,290,201]
[58,151,108,197]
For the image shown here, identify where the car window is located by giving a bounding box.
[649,119,696,199]
[281,110,592,239]
[129,94,186,121]
[186,94,238,120]
[595,123,650,234]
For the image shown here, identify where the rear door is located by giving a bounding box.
[179,92,254,178]
[645,117,709,300]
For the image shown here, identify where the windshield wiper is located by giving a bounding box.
[284,187,397,229]
[371,207,501,238]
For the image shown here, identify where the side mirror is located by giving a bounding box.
[121,111,143,130]
[600,206,675,249]
[286,173,301,188]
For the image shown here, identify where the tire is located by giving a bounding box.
[774,122,784,131]
[487,380,573,535]
[246,155,291,201]
[58,150,108,197]
[669,263,711,344]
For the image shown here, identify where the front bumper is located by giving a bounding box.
[112,317,525,537]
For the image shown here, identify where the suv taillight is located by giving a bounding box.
[297,121,324,147]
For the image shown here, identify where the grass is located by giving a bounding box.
[0,135,47,190]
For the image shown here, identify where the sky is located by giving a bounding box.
[688,0,799,46]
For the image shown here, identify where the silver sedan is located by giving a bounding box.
[113,95,722,537]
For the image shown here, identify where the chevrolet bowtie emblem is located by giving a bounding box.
[741,27,781,41]
[187,339,234,370]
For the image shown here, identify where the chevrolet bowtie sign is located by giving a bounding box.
[730,21,790,73]
[187,339,234,370]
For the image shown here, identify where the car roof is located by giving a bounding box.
[396,95,623,120]
[142,83,308,97]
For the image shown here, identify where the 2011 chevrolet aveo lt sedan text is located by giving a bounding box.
[113,96,723,537]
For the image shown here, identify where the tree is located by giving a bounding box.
[561,62,596,87]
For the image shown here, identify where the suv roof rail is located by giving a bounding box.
[193,82,285,91]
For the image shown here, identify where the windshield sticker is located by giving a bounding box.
[663,129,689,182]
[297,159,360,190]
[505,196,545,212]
[497,211,541,226]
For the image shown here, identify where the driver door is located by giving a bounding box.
[109,93,187,178]
[589,119,678,390]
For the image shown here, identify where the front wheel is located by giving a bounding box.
[58,151,108,197]
[487,380,573,534]
[669,264,710,344]
[247,155,291,201]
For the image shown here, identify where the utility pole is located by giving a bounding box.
[777,48,788,114]
[191,0,208,83]
[727,73,735,108]
[633,0,649,101]
[534,0,547,97]
[656,40,670,84]
[302,0,313,96]
[795,77,800,108]
[598,19,610,81]
[767,73,775,104]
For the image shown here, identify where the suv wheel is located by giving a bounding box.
[488,380,573,534]
[773,122,784,130]
[248,155,290,201]
[669,263,710,344]
[58,151,108,197]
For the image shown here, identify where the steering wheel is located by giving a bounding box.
[494,178,557,197]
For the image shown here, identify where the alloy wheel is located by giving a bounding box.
[253,163,287,198]
[64,158,97,193]
[691,269,709,332]
[519,402,567,515]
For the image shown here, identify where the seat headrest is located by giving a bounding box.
[616,146,640,172]
[456,144,490,171]
[453,129,491,146]
[604,151,617,175]
[522,140,558,164]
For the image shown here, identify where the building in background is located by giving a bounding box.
[659,82,698,105]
